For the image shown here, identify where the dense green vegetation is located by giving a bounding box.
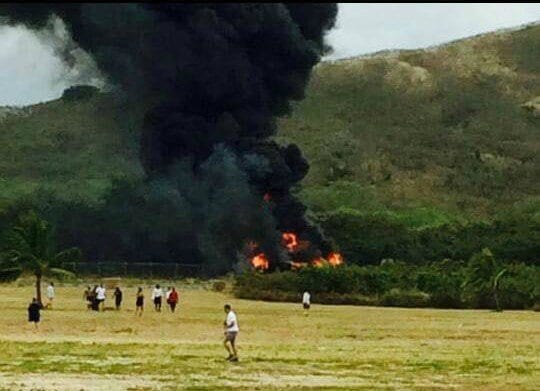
[234,249,539,310]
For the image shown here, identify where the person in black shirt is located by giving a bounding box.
[28,298,41,330]
[135,287,144,317]
[114,287,123,310]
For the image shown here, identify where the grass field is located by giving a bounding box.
[0,282,537,390]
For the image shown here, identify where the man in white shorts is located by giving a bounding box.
[223,304,239,362]
[303,291,311,314]
[46,282,55,309]
[96,284,106,311]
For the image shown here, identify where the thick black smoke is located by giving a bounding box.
[1,4,337,272]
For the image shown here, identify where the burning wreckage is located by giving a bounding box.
[0,4,343,273]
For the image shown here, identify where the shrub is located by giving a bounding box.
[212,280,226,292]
[416,260,466,308]
[61,85,100,101]
[497,263,539,309]
[461,248,501,309]
[381,289,431,308]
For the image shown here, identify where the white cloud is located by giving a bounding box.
[325,3,540,60]
[0,18,102,106]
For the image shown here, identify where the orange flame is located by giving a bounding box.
[312,258,324,268]
[328,252,344,266]
[251,253,269,270]
[282,232,298,252]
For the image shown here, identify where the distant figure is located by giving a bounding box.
[96,284,106,311]
[152,284,163,312]
[165,286,172,302]
[114,287,123,310]
[28,298,41,330]
[135,287,144,317]
[167,287,179,313]
[83,286,93,310]
[91,285,99,311]
[223,304,239,362]
[302,291,311,313]
[46,282,55,309]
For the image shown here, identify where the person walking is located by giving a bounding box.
[302,291,311,314]
[83,286,93,310]
[223,304,239,362]
[113,287,123,310]
[91,285,99,311]
[95,284,106,311]
[135,287,144,317]
[46,282,55,309]
[28,298,41,330]
[152,284,163,312]
[167,287,179,313]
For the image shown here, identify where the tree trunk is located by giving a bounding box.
[35,273,42,307]
[493,288,502,312]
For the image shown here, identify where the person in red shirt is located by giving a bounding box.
[167,287,179,313]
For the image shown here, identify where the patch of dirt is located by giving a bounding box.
[0,373,165,391]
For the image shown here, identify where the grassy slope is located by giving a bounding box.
[0,283,538,390]
[0,95,144,205]
[279,23,540,223]
[0,24,538,224]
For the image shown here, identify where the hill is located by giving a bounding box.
[0,23,538,264]
[277,22,540,223]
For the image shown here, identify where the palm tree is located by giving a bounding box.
[462,248,507,310]
[0,211,81,306]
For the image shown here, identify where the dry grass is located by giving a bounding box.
[0,282,538,390]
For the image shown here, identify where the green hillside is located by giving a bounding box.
[278,23,540,223]
[0,95,144,205]
[0,24,538,264]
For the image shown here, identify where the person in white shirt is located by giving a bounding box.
[223,304,239,362]
[46,282,55,309]
[302,291,311,312]
[96,284,106,311]
[152,284,163,312]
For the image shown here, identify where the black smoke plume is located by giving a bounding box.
[0,4,337,273]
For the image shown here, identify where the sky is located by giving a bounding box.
[1,3,539,106]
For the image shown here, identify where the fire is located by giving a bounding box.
[327,252,344,266]
[251,253,269,270]
[290,261,305,270]
[282,232,298,252]
[312,258,324,268]
[310,253,343,268]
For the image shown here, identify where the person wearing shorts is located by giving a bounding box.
[223,304,239,362]
[135,287,144,317]
[114,287,123,310]
[152,284,163,312]
[46,282,55,309]
[28,298,41,330]
[95,284,106,311]
[302,291,311,313]
[167,287,179,313]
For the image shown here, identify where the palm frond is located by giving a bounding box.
[46,267,76,279]
[54,247,82,267]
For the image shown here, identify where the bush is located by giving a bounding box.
[497,264,539,309]
[416,260,466,308]
[61,85,100,101]
[381,289,431,308]
[212,281,226,292]
[234,261,538,309]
